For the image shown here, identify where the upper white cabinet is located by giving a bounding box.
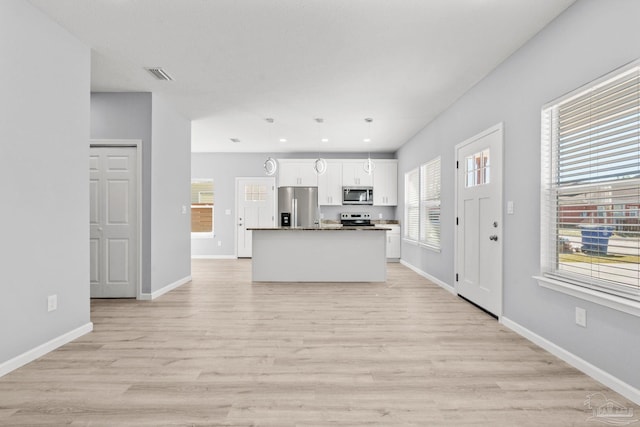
[278,159,318,187]
[277,158,396,205]
[342,161,374,187]
[373,160,398,206]
[318,161,342,205]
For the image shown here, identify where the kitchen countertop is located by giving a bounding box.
[248,226,390,231]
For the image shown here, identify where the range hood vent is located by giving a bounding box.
[145,67,173,81]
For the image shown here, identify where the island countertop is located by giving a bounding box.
[247,226,390,231]
[250,227,387,282]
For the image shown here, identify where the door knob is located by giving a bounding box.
[489,235,498,241]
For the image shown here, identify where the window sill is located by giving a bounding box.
[419,242,441,253]
[534,275,640,318]
[191,232,214,239]
[402,238,419,246]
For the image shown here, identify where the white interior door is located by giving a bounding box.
[455,124,503,317]
[236,177,276,257]
[90,146,138,298]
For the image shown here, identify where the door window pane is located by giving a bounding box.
[465,149,490,187]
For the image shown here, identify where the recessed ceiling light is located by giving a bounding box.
[321,138,329,142]
[363,138,371,142]
[279,138,287,143]
[145,67,173,81]
[230,138,240,143]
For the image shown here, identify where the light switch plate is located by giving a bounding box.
[507,201,514,215]
[575,307,587,327]
[225,209,231,215]
[48,295,57,312]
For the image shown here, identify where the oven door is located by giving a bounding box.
[342,187,373,205]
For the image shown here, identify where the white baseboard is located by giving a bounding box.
[191,255,236,260]
[501,316,640,406]
[400,259,456,295]
[139,275,192,300]
[0,322,93,378]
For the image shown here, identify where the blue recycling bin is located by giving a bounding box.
[580,226,614,254]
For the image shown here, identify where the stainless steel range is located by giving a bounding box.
[340,212,374,227]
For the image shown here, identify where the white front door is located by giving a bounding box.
[455,124,503,317]
[90,146,138,298]
[236,177,276,258]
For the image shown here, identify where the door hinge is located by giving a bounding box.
[456,217,458,225]
[456,161,459,169]
[455,273,459,282]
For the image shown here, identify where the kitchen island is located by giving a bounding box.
[248,227,389,282]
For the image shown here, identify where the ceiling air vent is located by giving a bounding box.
[230,138,241,143]
[145,67,173,81]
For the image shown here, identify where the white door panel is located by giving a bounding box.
[90,146,138,298]
[236,178,276,258]
[455,124,503,317]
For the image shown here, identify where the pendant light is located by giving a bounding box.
[313,118,327,175]
[363,117,375,175]
[263,118,278,176]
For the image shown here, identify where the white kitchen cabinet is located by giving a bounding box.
[373,160,398,206]
[383,224,401,260]
[318,161,342,205]
[342,161,374,187]
[278,159,318,187]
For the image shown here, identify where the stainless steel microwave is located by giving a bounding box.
[342,187,373,205]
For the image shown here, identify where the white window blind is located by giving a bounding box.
[404,168,419,241]
[541,62,640,302]
[420,157,441,249]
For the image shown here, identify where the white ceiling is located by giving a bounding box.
[28,0,574,153]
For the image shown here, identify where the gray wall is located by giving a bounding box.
[90,92,153,293]
[0,1,90,362]
[192,152,396,257]
[151,95,192,292]
[91,92,192,293]
[396,0,640,389]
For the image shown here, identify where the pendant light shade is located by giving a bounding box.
[264,118,278,176]
[313,117,327,175]
[313,157,327,175]
[363,157,374,175]
[264,156,278,176]
[363,117,375,175]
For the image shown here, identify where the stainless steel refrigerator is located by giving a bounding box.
[278,187,319,228]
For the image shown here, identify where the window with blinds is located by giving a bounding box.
[541,61,640,302]
[191,179,214,234]
[404,168,419,241]
[420,157,441,249]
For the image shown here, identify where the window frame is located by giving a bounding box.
[419,157,442,251]
[403,157,442,252]
[191,179,214,238]
[536,59,640,317]
[404,168,420,242]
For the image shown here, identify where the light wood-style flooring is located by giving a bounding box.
[0,259,635,426]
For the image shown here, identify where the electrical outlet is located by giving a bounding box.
[181,205,187,214]
[575,307,586,327]
[378,213,383,219]
[47,295,57,312]
[218,241,222,247]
